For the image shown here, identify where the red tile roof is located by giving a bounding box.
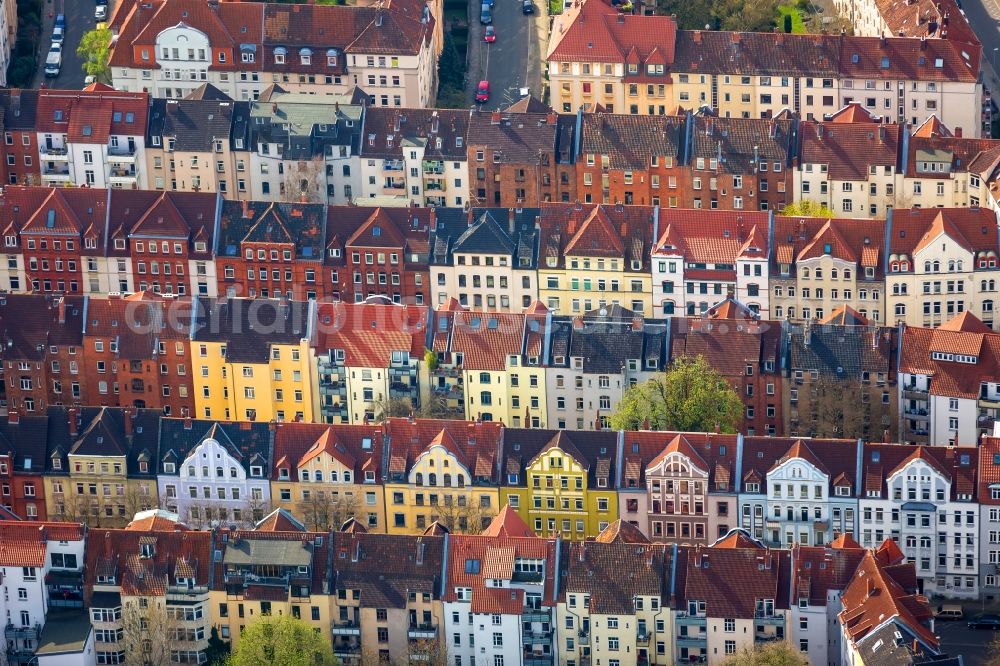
[821,305,869,326]
[654,210,770,265]
[0,521,84,566]
[564,207,625,257]
[482,505,536,538]
[669,316,781,378]
[547,0,676,64]
[792,543,865,607]
[314,301,427,367]
[444,533,555,610]
[36,89,148,143]
[677,546,790,618]
[270,422,384,482]
[594,519,650,544]
[86,527,212,598]
[888,207,997,263]
[713,530,764,549]
[772,215,886,277]
[978,437,1000,504]
[564,541,668,614]
[830,102,879,124]
[384,418,502,482]
[899,321,1000,402]
[873,0,979,48]
[255,507,306,532]
[838,549,937,649]
[742,437,859,495]
[629,431,738,490]
[540,203,654,270]
[863,442,977,497]
[125,509,188,531]
[332,532,443,607]
[450,311,525,371]
[800,120,900,181]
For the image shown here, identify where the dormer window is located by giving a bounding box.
[274,46,286,64]
[300,48,312,65]
[279,467,290,480]
[140,543,154,558]
[250,465,263,477]
[163,462,176,474]
[835,485,850,497]
[746,482,760,493]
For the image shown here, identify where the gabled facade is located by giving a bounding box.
[0,411,50,520]
[156,418,274,528]
[859,443,978,598]
[977,436,1000,603]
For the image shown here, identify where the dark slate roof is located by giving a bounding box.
[860,622,953,666]
[466,111,561,163]
[361,107,469,160]
[502,429,618,487]
[689,115,797,173]
[147,98,238,152]
[579,114,684,170]
[0,294,85,361]
[430,207,539,268]
[217,200,327,260]
[554,306,666,373]
[562,541,667,614]
[0,89,40,130]
[786,322,897,380]
[45,407,161,477]
[0,413,49,474]
[331,532,443,607]
[183,83,234,101]
[190,298,311,363]
[157,418,273,476]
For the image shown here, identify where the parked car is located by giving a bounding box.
[44,43,62,78]
[475,80,490,103]
[522,0,534,14]
[968,614,1000,629]
[54,13,66,29]
[480,3,492,24]
[95,4,107,20]
[934,605,964,620]
[484,25,496,42]
[52,26,64,43]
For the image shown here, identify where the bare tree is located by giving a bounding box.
[297,492,360,532]
[434,497,493,535]
[281,158,329,204]
[121,596,181,666]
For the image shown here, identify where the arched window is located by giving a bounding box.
[802,267,811,279]
[444,473,452,486]
[302,470,310,481]
[429,472,437,486]
[831,268,839,279]
[415,472,423,486]
[216,466,223,478]
[924,261,932,272]
[314,470,323,482]
[457,474,465,487]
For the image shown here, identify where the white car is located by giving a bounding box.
[51,26,64,43]
[95,4,107,20]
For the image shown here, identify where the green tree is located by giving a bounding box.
[228,615,336,666]
[711,0,780,31]
[205,627,232,666]
[779,199,836,217]
[610,356,743,432]
[655,0,712,29]
[720,641,809,666]
[77,28,112,82]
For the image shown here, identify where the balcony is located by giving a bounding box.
[905,425,930,443]
[4,624,39,640]
[754,613,784,625]
[755,632,782,643]
[333,645,361,660]
[382,180,406,193]
[41,165,71,182]
[383,160,405,172]
[637,630,650,645]
[981,396,1000,409]
[407,623,438,640]
[903,387,929,401]
[578,630,590,645]
[524,631,551,646]
[422,160,444,174]
[109,167,138,185]
[523,608,551,623]
[904,408,929,420]
[107,147,137,163]
[40,146,69,160]
[424,180,444,191]
[676,634,707,648]
[6,648,36,665]
[523,654,553,666]
[331,621,361,636]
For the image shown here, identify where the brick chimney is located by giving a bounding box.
[955,126,963,138]
[123,407,133,437]
[8,410,19,425]
[184,416,193,430]
[546,111,557,125]
[57,297,66,325]
[68,408,78,436]
[490,111,502,125]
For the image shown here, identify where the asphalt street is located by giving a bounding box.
[468,0,547,109]
[958,0,1000,97]
[936,619,993,665]
[33,0,94,90]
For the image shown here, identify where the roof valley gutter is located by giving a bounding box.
[614,428,624,489]
[439,532,449,598]
[668,542,677,603]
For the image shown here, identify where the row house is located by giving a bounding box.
[886,206,1000,329]
[548,5,982,135]
[673,539,791,664]
[0,521,88,666]
[466,110,576,207]
[837,540,941,666]
[145,90,252,198]
[898,310,1000,445]
[859,443,979,598]
[429,208,539,311]
[108,0,437,108]
[790,535,866,666]
[782,309,899,441]
[215,199,329,301]
[545,0,678,115]
[312,300,426,424]
[331,530,444,663]
[35,86,148,190]
[190,297,315,423]
[381,417,502,534]
[738,437,861,548]
[156,418,274,528]
[444,510,556,666]
[978,436,1000,604]
[0,89,41,186]
[560,536,670,666]
[545,305,666,431]
[269,422,386,532]
[209,521,334,648]
[796,106,901,218]
[85,512,213,665]
[81,292,195,416]
[359,107,469,208]
[0,294,86,411]
[248,87,364,205]
[0,411,49,519]
[669,300,783,436]
[901,117,997,209]
[770,214,887,324]
[44,407,161,527]
[500,430,619,539]
[835,0,977,54]
[652,211,771,317]
[627,431,740,544]
[537,203,655,315]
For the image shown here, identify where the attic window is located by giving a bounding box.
[994,454,1000,465]
[879,57,889,69]
[54,110,63,121]
[871,451,880,463]
[851,53,859,64]
[464,559,481,574]
[934,58,944,68]
[113,112,122,122]
[140,543,154,558]
[82,125,93,136]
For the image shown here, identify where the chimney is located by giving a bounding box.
[878,126,886,143]
[335,101,340,114]
[920,35,928,49]
[68,408,78,436]
[578,542,586,562]
[268,420,277,432]
[57,297,66,325]
[731,33,741,44]
[490,112,502,125]
[955,126,963,138]
[617,12,624,23]
[632,316,643,331]
[804,321,812,346]
[240,421,252,430]
[7,410,18,425]
[272,102,278,114]
[508,207,517,235]
[776,31,784,45]
[123,407,134,437]
[573,317,584,330]
[184,416,193,430]
[546,111,557,125]
[431,111,440,134]
[467,208,474,227]
[693,30,702,43]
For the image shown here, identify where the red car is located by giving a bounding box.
[484,25,496,42]
[475,80,490,103]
